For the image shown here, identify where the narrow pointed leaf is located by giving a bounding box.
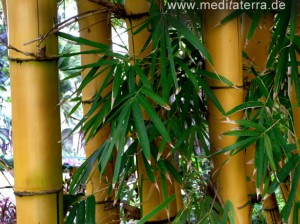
[58,32,109,49]
[132,100,151,160]
[137,195,176,224]
[167,16,212,64]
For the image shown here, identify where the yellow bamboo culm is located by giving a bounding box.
[243,14,281,224]
[243,14,273,196]
[289,11,300,224]
[76,1,119,223]
[203,2,251,223]
[7,1,63,223]
[125,0,180,222]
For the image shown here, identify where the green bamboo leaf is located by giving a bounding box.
[63,194,83,216]
[226,101,264,116]
[137,94,171,143]
[160,173,168,203]
[86,195,95,224]
[134,64,152,89]
[167,16,212,64]
[254,76,269,99]
[159,30,168,101]
[86,100,111,142]
[267,7,290,68]
[274,40,288,94]
[236,120,266,132]
[200,70,233,87]
[289,0,297,42]
[176,59,199,90]
[63,58,118,71]
[76,201,85,224]
[140,87,170,110]
[62,71,82,81]
[137,195,176,224]
[264,135,276,171]
[142,153,156,183]
[112,114,129,184]
[282,164,300,221]
[223,129,261,137]
[221,200,235,224]
[268,155,300,194]
[289,47,300,103]
[247,9,263,41]
[58,32,109,49]
[59,49,107,58]
[112,146,124,184]
[292,202,299,224]
[163,159,182,185]
[112,64,123,105]
[255,137,264,188]
[99,103,130,175]
[132,100,151,160]
[67,101,82,118]
[69,146,103,194]
[197,77,226,115]
[65,203,78,224]
[210,136,257,157]
[165,27,178,89]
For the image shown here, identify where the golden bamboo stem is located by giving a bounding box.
[243,14,281,223]
[7,1,63,223]
[203,3,251,223]
[262,194,281,224]
[125,0,180,221]
[243,15,273,200]
[288,11,300,224]
[76,1,119,223]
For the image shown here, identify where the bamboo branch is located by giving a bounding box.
[88,0,126,18]
[88,0,149,18]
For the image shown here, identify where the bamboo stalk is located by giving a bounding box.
[243,16,273,200]
[262,194,281,224]
[203,4,251,223]
[7,1,63,223]
[243,14,281,224]
[76,1,119,223]
[125,0,180,222]
[288,11,300,224]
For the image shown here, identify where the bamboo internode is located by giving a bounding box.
[76,0,119,223]
[204,4,251,223]
[289,11,300,224]
[7,1,63,223]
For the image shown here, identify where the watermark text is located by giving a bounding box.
[167,0,286,11]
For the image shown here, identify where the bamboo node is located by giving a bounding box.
[14,187,62,197]
[96,200,118,211]
[237,200,250,209]
[262,206,279,211]
[210,85,244,90]
[8,56,59,63]
[145,215,177,223]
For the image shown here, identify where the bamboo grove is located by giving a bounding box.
[2,0,300,223]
